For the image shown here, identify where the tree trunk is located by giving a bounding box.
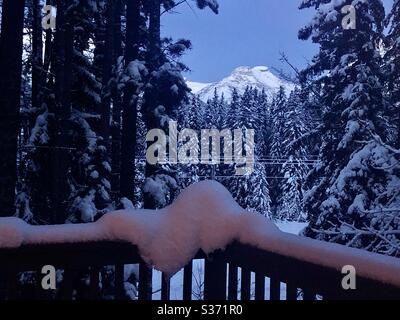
[42,1,54,91]
[147,0,161,68]
[49,0,73,223]
[99,2,114,145]
[119,0,141,202]
[110,0,123,200]
[32,0,43,111]
[144,0,161,209]
[0,0,25,216]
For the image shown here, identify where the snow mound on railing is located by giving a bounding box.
[0,181,278,275]
[1,181,400,286]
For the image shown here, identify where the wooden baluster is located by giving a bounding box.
[0,272,5,300]
[138,263,152,300]
[254,273,265,300]
[115,264,125,300]
[303,288,315,301]
[204,255,227,300]
[161,273,170,300]
[35,268,47,300]
[60,269,76,300]
[269,277,280,301]
[228,264,238,301]
[183,262,193,301]
[286,283,298,301]
[89,267,100,300]
[6,271,18,300]
[240,267,251,300]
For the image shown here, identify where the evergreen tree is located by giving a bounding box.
[300,0,400,256]
[385,0,400,148]
[142,0,219,209]
[223,87,272,217]
[277,88,309,221]
[269,86,287,212]
[0,0,26,216]
[19,0,112,223]
[120,0,144,205]
[204,88,222,128]
[228,162,272,218]
[270,86,287,163]
[226,88,241,128]
[255,88,271,158]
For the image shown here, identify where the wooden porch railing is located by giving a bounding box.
[0,240,399,300]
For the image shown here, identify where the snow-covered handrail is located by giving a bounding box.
[1,181,400,288]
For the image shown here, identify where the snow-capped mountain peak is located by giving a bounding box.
[187,66,294,102]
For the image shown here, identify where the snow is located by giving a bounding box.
[1,181,399,286]
[275,220,308,235]
[152,219,307,300]
[187,66,294,102]
[186,81,210,94]
[126,60,147,82]
[29,112,49,145]
[70,190,97,222]
[90,171,99,179]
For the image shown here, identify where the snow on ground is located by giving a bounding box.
[1,180,400,289]
[275,220,308,235]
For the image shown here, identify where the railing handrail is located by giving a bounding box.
[1,239,399,300]
[1,181,399,300]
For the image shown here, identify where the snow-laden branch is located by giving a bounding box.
[1,181,400,286]
[361,208,400,215]
[371,132,400,155]
[310,227,400,237]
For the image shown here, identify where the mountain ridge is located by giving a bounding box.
[187,66,294,102]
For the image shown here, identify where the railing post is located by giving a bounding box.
[286,283,298,300]
[204,254,227,300]
[270,277,280,301]
[89,267,101,300]
[138,263,152,300]
[161,273,170,300]
[183,261,193,301]
[6,271,18,300]
[254,274,265,300]
[59,268,77,300]
[240,267,251,300]
[302,288,315,301]
[115,264,125,300]
[228,264,238,300]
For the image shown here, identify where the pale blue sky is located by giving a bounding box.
[162,0,393,83]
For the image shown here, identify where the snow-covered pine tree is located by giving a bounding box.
[219,93,229,128]
[228,162,272,218]
[270,86,287,164]
[277,88,309,222]
[255,88,271,158]
[19,0,75,224]
[192,96,206,130]
[238,87,259,129]
[385,0,400,148]
[269,86,287,213]
[226,88,241,128]
[223,87,272,217]
[300,0,400,256]
[19,1,112,223]
[143,0,218,209]
[204,88,222,129]
[172,97,201,190]
[63,0,112,223]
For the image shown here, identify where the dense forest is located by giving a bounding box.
[0,0,399,276]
